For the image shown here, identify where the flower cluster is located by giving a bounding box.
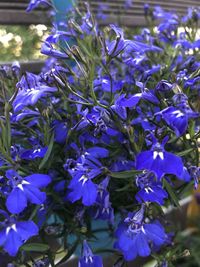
[0,1,199,266]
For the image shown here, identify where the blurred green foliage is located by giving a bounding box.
[0,25,49,62]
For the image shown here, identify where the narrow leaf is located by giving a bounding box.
[21,243,50,252]
[163,179,180,208]
[109,170,142,179]
[177,148,194,157]
[39,133,54,170]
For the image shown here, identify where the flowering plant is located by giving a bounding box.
[0,1,200,266]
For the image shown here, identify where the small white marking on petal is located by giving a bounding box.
[11,224,17,232]
[141,226,146,234]
[158,152,164,160]
[153,151,158,159]
[6,224,17,235]
[153,151,164,160]
[145,188,149,193]
[6,227,11,235]
[21,180,30,185]
[79,175,88,186]
[17,184,24,191]
[172,110,184,118]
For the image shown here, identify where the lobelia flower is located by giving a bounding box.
[67,147,109,206]
[188,166,200,189]
[79,240,103,267]
[11,61,20,78]
[0,211,38,256]
[26,0,50,12]
[113,82,159,113]
[41,41,69,59]
[131,106,158,131]
[136,136,184,179]
[11,109,40,123]
[135,171,168,205]
[93,76,124,93]
[53,120,68,144]
[5,170,51,214]
[155,80,173,92]
[20,146,48,160]
[115,205,166,261]
[157,94,199,136]
[80,3,96,35]
[91,178,114,223]
[106,25,126,58]
[12,73,57,112]
[74,107,113,139]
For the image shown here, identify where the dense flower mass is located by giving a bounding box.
[0,0,199,266]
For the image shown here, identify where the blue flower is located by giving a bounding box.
[79,240,103,267]
[11,109,40,122]
[41,41,69,59]
[67,148,109,206]
[26,0,50,12]
[20,146,47,160]
[13,73,57,112]
[106,25,126,57]
[157,105,199,136]
[0,216,38,256]
[91,178,114,223]
[5,170,51,214]
[53,120,68,144]
[136,137,184,179]
[155,80,173,92]
[135,171,168,205]
[115,206,166,261]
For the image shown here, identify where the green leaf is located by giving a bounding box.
[109,170,142,179]
[4,102,11,151]
[116,184,133,192]
[20,243,50,252]
[39,133,54,170]
[189,120,195,138]
[176,148,194,157]
[163,179,180,208]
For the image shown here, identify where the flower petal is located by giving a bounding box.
[25,174,51,188]
[4,230,22,256]
[6,188,27,214]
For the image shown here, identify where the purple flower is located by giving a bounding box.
[91,178,114,223]
[53,120,68,144]
[67,147,109,206]
[20,146,47,160]
[11,109,40,122]
[115,206,166,261]
[135,171,168,205]
[158,105,199,136]
[106,25,126,57]
[5,170,51,214]
[12,73,57,112]
[155,80,173,92]
[26,0,50,12]
[0,215,38,256]
[41,41,69,59]
[136,137,184,179]
[79,240,103,267]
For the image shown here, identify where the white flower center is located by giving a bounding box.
[172,110,184,118]
[79,175,88,186]
[17,180,30,191]
[153,151,164,160]
[6,224,17,235]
